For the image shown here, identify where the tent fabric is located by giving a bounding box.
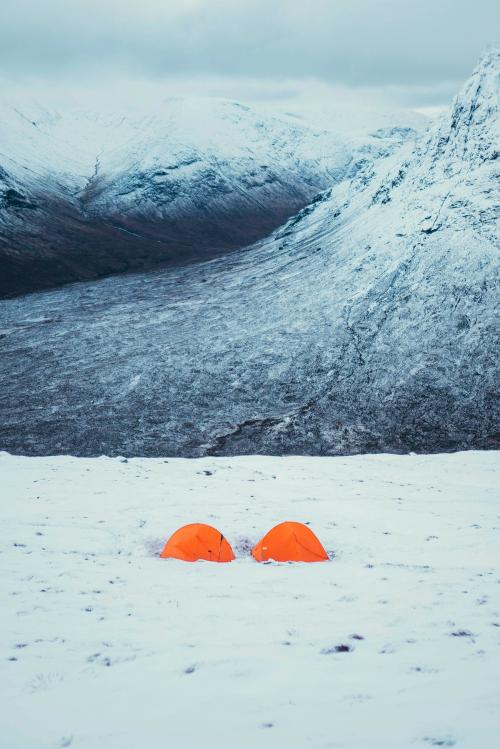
[252,521,328,562]
[160,523,235,562]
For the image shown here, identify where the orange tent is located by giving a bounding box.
[160,523,235,562]
[252,521,328,562]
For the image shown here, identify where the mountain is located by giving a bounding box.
[0,95,421,298]
[0,51,498,456]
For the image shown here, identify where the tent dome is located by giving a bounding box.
[160,523,235,562]
[252,521,328,562]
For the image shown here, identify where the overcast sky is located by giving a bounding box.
[0,0,498,108]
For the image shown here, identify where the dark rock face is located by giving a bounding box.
[0,53,498,457]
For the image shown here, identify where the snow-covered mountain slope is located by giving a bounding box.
[0,52,498,456]
[1,450,499,749]
[0,95,419,298]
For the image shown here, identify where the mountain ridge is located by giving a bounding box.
[0,96,420,298]
[0,52,498,456]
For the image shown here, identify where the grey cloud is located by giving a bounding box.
[0,0,498,94]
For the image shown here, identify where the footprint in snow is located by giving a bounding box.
[144,537,164,556]
[234,535,254,556]
[422,737,456,747]
[28,672,64,693]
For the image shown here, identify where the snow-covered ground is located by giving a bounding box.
[1,450,499,748]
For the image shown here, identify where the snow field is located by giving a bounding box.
[1,450,499,748]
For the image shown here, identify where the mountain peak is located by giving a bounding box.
[411,48,499,183]
[472,46,500,77]
[439,47,498,164]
